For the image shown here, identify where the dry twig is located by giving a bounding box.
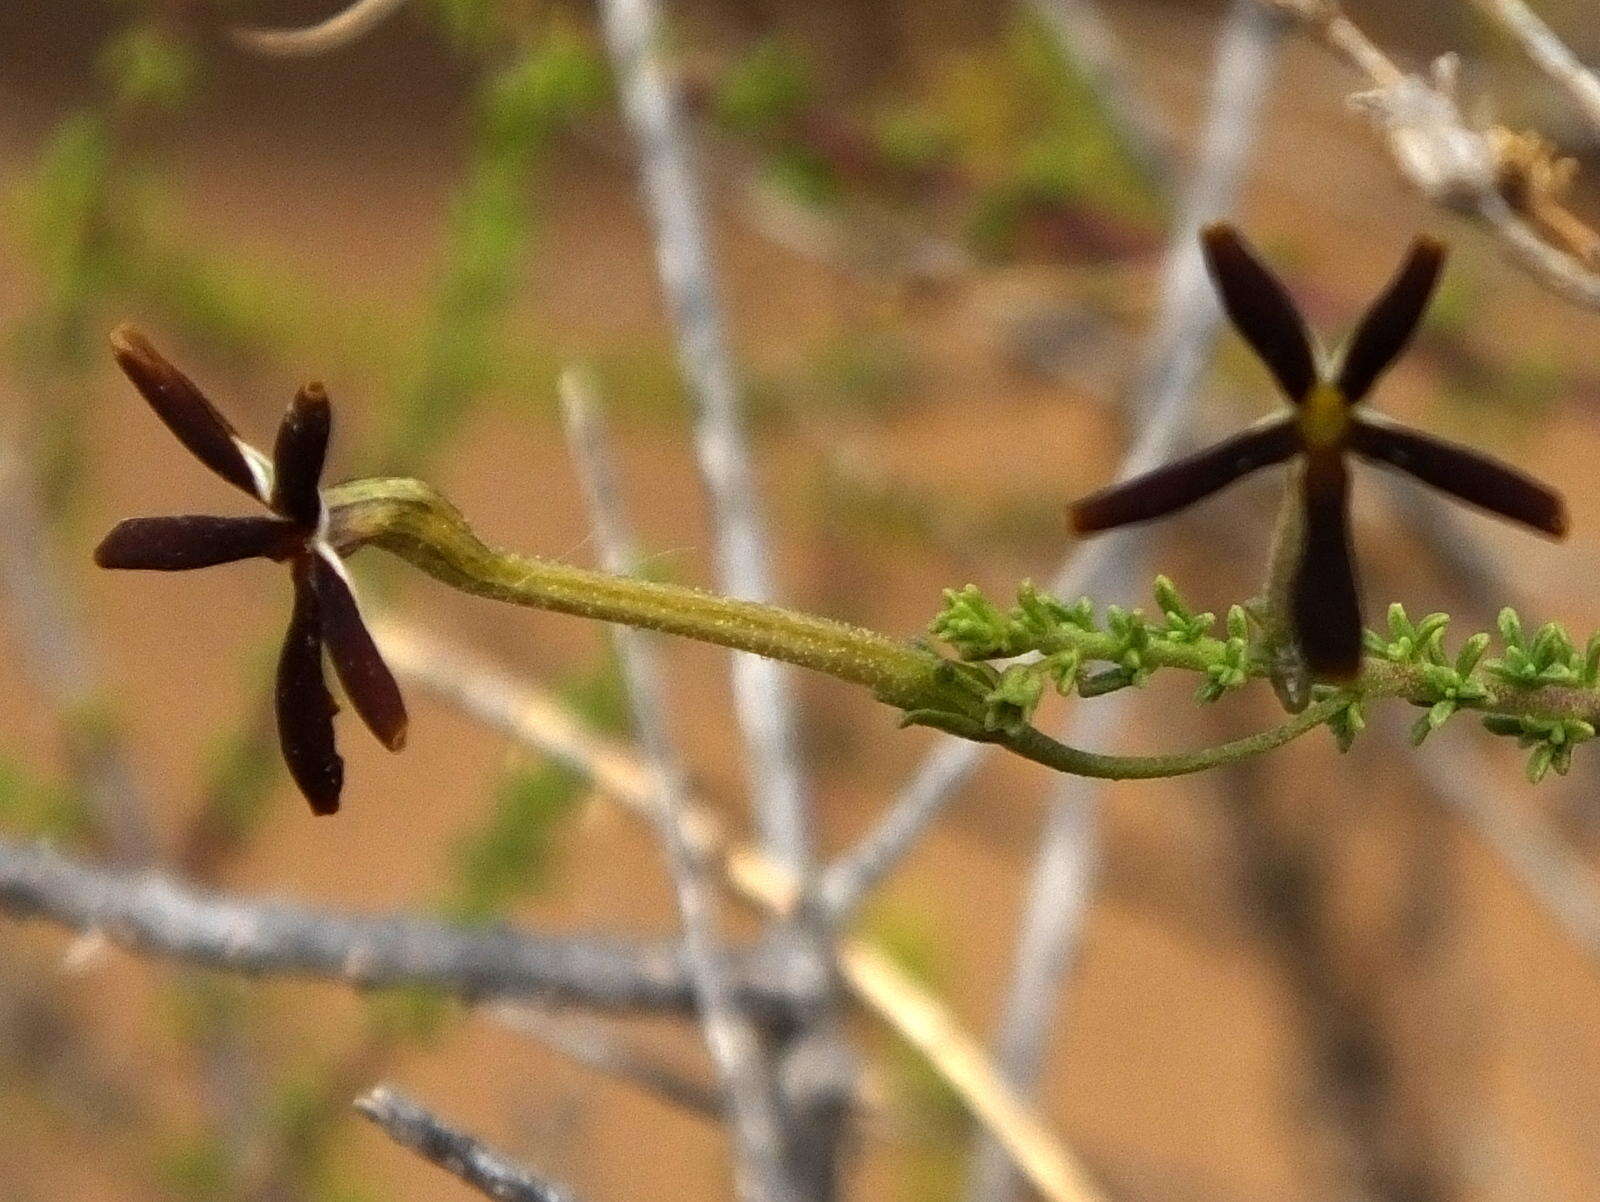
[231,0,413,57]
[596,0,811,872]
[1470,0,1600,139]
[561,372,799,1202]
[0,839,805,1014]
[1267,0,1600,302]
[355,1085,579,1202]
[375,621,1107,1202]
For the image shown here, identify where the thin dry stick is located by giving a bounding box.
[1268,0,1600,304]
[355,1085,579,1202]
[596,0,811,872]
[816,0,1287,924]
[0,839,810,1012]
[231,0,412,56]
[561,372,800,1202]
[1026,0,1178,193]
[1471,0,1600,137]
[373,620,1107,1202]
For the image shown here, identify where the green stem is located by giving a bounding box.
[906,696,1345,780]
[327,478,957,709]
[325,477,1339,781]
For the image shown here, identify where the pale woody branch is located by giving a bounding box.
[0,840,812,1016]
[355,1085,580,1202]
[376,621,1110,1202]
[231,0,412,56]
[561,374,801,1202]
[1265,0,1600,307]
[1470,0,1600,139]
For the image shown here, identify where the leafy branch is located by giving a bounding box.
[933,575,1600,783]
[322,477,1595,785]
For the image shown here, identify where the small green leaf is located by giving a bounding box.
[984,663,1046,735]
[1584,633,1600,686]
[1226,604,1249,642]
[1153,575,1185,619]
[931,584,1018,658]
[1016,580,1073,637]
[1455,632,1490,678]
[1498,607,1525,649]
[1043,648,1081,696]
[1328,697,1367,752]
[1415,612,1450,661]
[1388,603,1415,644]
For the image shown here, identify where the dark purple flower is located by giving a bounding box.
[1068,224,1567,681]
[95,326,406,814]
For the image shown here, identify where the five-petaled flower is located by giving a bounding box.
[94,326,407,814]
[1068,224,1568,681]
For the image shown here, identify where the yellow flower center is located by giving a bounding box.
[1298,381,1350,450]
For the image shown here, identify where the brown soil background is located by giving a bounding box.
[3,2,1600,1200]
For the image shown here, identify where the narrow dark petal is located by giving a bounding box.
[312,548,408,751]
[1291,451,1362,680]
[1335,236,1446,404]
[94,515,301,571]
[1201,223,1319,403]
[271,384,331,529]
[110,325,268,501]
[1350,416,1567,537]
[277,558,343,815]
[1068,418,1299,534]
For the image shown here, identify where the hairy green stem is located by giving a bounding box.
[327,478,959,710]
[905,695,1346,779]
[326,477,1341,781]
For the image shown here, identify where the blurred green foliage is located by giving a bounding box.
[965,14,1161,258]
[153,1133,234,1201]
[0,756,86,842]
[381,17,606,468]
[445,651,625,920]
[447,760,589,921]
[715,39,815,139]
[96,22,199,112]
